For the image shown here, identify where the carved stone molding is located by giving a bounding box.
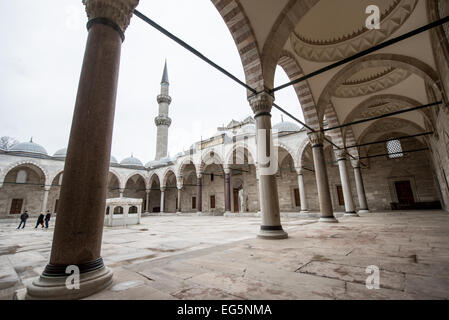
[308,132,324,147]
[154,116,172,127]
[334,68,411,98]
[291,0,418,62]
[334,149,347,162]
[351,160,361,169]
[83,0,139,33]
[157,94,172,105]
[248,92,274,116]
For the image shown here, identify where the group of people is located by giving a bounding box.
[16,210,52,229]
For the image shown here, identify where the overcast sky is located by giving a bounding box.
[0,0,303,164]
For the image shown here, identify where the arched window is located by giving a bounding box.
[386,139,404,158]
[16,170,27,184]
[129,206,137,213]
[113,206,123,214]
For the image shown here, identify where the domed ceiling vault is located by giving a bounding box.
[214,0,436,147]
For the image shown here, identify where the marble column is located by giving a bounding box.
[352,160,370,213]
[177,186,182,213]
[297,169,308,213]
[119,188,124,198]
[250,92,287,239]
[335,149,358,217]
[41,186,50,213]
[145,189,150,213]
[224,167,231,213]
[308,132,338,223]
[197,174,203,213]
[160,188,165,213]
[25,0,139,300]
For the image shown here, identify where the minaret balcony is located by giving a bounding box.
[155,116,172,127]
[157,94,172,104]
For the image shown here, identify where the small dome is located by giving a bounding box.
[110,155,119,164]
[272,121,301,133]
[9,139,48,155]
[145,160,161,168]
[53,148,67,158]
[120,155,143,167]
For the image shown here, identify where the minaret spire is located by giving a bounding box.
[154,60,172,160]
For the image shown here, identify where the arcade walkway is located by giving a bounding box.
[1,211,449,299]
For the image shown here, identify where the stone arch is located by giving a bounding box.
[124,171,148,190]
[323,104,345,148]
[109,168,124,189]
[0,160,49,187]
[149,172,161,187]
[275,141,298,168]
[162,168,177,189]
[316,54,443,121]
[177,158,197,178]
[211,0,264,92]
[261,0,320,89]
[277,51,320,130]
[49,169,64,187]
[199,150,225,173]
[225,143,256,166]
[342,94,434,142]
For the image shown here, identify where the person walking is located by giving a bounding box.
[17,210,29,229]
[35,212,45,228]
[44,210,51,228]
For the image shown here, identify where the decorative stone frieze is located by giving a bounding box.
[83,0,139,33]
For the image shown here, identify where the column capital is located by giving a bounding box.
[248,92,274,117]
[351,159,361,169]
[307,132,324,147]
[145,189,150,194]
[177,184,183,190]
[224,166,231,174]
[297,167,305,175]
[197,173,203,179]
[83,0,139,34]
[44,186,51,192]
[160,187,166,192]
[334,149,347,161]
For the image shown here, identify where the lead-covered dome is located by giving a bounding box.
[120,155,143,167]
[272,121,301,133]
[53,147,67,158]
[110,155,119,165]
[9,139,48,155]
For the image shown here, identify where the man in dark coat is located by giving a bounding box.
[44,210,51,228]
[35,212,45,228]
[17,210,29,229]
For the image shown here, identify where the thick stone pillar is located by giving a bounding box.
[41,186,50,213]
[297,169,308,213]
[160,188,165,213]
[250,92,287,239]
[224,167,231,213]
[25,0,139,300]
[335,150,358,217]
[352,160,370,213]
[309,132,338,223]
[197,174,203,213]
[145,189,150,213]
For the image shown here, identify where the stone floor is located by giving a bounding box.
[1,210,449,299]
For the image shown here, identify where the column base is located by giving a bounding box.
[344,211,360,217]
[358,209,370,213]
[257,226,288,240]
[319,217,339,223]
[21,266,113,300]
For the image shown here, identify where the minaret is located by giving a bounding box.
[155,60,172,160]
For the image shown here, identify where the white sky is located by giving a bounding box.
[0,0,303,164]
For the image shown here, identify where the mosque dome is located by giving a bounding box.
[53,148,67,158]
[120,155,143,167]
[110,155,119,165]
[272,121,301,133]
[9,139,48,155]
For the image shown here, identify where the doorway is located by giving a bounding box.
[395,181,414,204]
[233,188,239,213]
